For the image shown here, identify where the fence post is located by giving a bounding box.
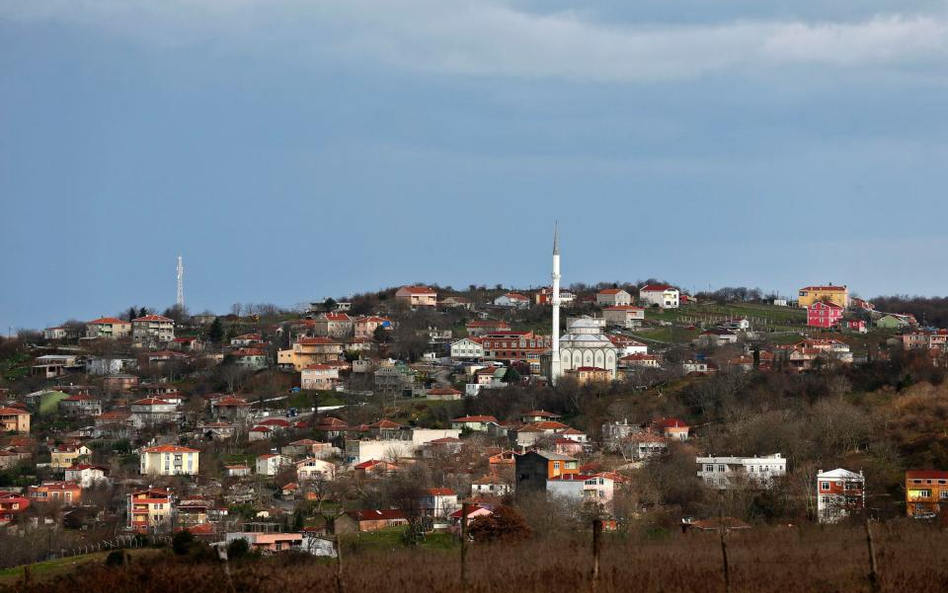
[591,519,603,592]
[460,501,471,592]
[335,534,345,593]
[718,514,730,593]
[865,519,881,593]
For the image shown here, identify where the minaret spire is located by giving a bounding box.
[550,224,562,385]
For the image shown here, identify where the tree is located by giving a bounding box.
[324,297,337,311]
[468,505,532,543]
[502,367,521,384]
[172,529,195,555]
[138,307,148,318]
[227,537,250,559]
[208,318,224,344]
[126,307,138,322]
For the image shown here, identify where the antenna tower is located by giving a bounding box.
[176,255,185,309]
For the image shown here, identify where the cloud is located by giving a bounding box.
[1,0,947,81]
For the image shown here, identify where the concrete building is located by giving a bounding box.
[696,453,787,490]
[140,445,200,476]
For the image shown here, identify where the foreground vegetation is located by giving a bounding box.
[3,522,947,593]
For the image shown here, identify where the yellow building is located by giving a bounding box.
[0,407,30,433]
[798,285,849,309]
[51,444,91,469]
[128,489,174,532]
[906,471,948,518]
[277,337,344,371]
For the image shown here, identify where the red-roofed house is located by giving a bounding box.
[639,284,679,309]
[494,292,531,309]
[140,445,200,476]
[336,509,408,534]
[314,313,354,338]
[0,493,30,525]
[395,286,438,308]
[419,488,458,518]
[354,459,398,477]
[807,301,844,328]
[0,407,30,433]
[798,285,849,309]
[28,481,83,504]
[85,317,132,339]
[451,415,499,432]
[426,387,462,401]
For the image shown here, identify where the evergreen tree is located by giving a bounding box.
[127,307,137,321]
[138,307,148,318]
[208,318,224,344]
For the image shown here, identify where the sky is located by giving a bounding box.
[2,0,948,331]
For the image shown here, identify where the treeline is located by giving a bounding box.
[871,295,948,327]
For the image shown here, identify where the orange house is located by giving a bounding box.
[515,451,580,493]
[906,470,948,518]
[28,481,82,504]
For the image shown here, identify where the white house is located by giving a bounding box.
[450,337,484,360]
[471,475,511,497]
[419,488,458,518]
[296,458,336,482]
[344,440,416,465]
[639,284,680,309]
[64,464,109,488]
[140,445,200,476]
[546,473,619,508]
[817,468,865,523]
[256,453,292,476]
[596,289,632,307]
[493,292,531,309]
[301,364,340,390]
[696,454,787,490]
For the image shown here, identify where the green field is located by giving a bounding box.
[0,549,162,585]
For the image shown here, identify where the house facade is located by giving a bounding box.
[798,285,849,309]
[696,453,787,490]
[86,317,132,339]
[131,315,175,347]
[140,445,200,476]
[906,470,948,518]
[817,468,865,523]
[596,289,632,307]
[395,286,438,308]
[639,284,679,309]
[807,301,844,328]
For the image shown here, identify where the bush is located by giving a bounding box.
[172,530,195,556]
[104,550,126,567]
[468,505,532,543]
[227,537,250,559]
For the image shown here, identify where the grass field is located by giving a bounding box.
[7,522,948,593]
[0,548,162,586]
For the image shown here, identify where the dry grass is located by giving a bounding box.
[4,521,948,593]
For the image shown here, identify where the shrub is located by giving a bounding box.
[227,537,250,559]
[104,550,126,567]
[468,505,532,543]
[172,530,195,555]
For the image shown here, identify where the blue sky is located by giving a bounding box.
[2,1,948,330]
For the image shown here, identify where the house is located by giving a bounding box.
[535,286,576,306]
[449,505,494,528]
[696,329,739,347]
[471,475,511,497]
[43,327,68,340]
[28,481,83,504]
[609,336,648,356]
[450,337,485,360]
[596,288,632,307]
[199,421,235,440]
[59,395,102,418]
[419,488,458,518]
[727,355,755,372]
[301,364,341,390]
[902,330,948,351]
[696,454,787,490]
[211,396,252,421]
[344,439,415,465]
[515,451,580,493]
[102,373,139,393]
[603,306,646,328]
[639,284,680,309]
[0,493,30,525]
[85,317,132,339]
[852,297,875,311]
[373,365,417,397]
[354,316,392,339]
[452,415,499,432]
[798,285,849,309]
[494,292,531,309]
[570,366,611,385]
[650,418,690,440]
[817,468,865,523]
[480,331,552,365]
[51,443,92,469]
[466,319,510,337]
[130,397,179,425]
[622,433,667,461]
[0,407,30,433]
[225,464,251,477]
[256,454,292,476]
[131,314,175,347]
[282,439,334,459]
[905,470,948,518]
[231,348,268,370]
[230,333,265,348]
[546,473,622,509]
[314,313,354,338]
[395,286,438,308]
[876,314,916,329]
[64,464,109,488]
[31,354,79,378]
[85,356,136,376]
[354,459,398,477]
[807,301,844,328]
[425,387,463,401]
[720,318,750,332]
[224,532,303,552]
[681,359,709,374]
[440,296,473,310]
[278,337,344,371]
[296,458,336,482]
[140,445,200,476]
[422,437,464,457]
[335,509,408,534]
[620,354,660,369]
[128,489,175,532]
[842,319,868,334]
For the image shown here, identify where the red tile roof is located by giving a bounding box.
[640,284,675,292]
[142,445,199,453]
[453,415,498,423]
[132,315,174,322]
[88,317,128,325]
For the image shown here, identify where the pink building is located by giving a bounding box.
[807,301,843,328]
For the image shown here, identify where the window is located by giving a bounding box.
[704,465,713,472]
[820,482,830,491]
[718,465,726,472]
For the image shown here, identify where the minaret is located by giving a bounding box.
[550,225,562,384]
[176,255,185,310]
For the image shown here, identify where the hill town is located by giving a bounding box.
[1,234,948,580]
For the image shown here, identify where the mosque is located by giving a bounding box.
[545,228,618,383]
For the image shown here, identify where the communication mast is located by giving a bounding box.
[176,255,185,309]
